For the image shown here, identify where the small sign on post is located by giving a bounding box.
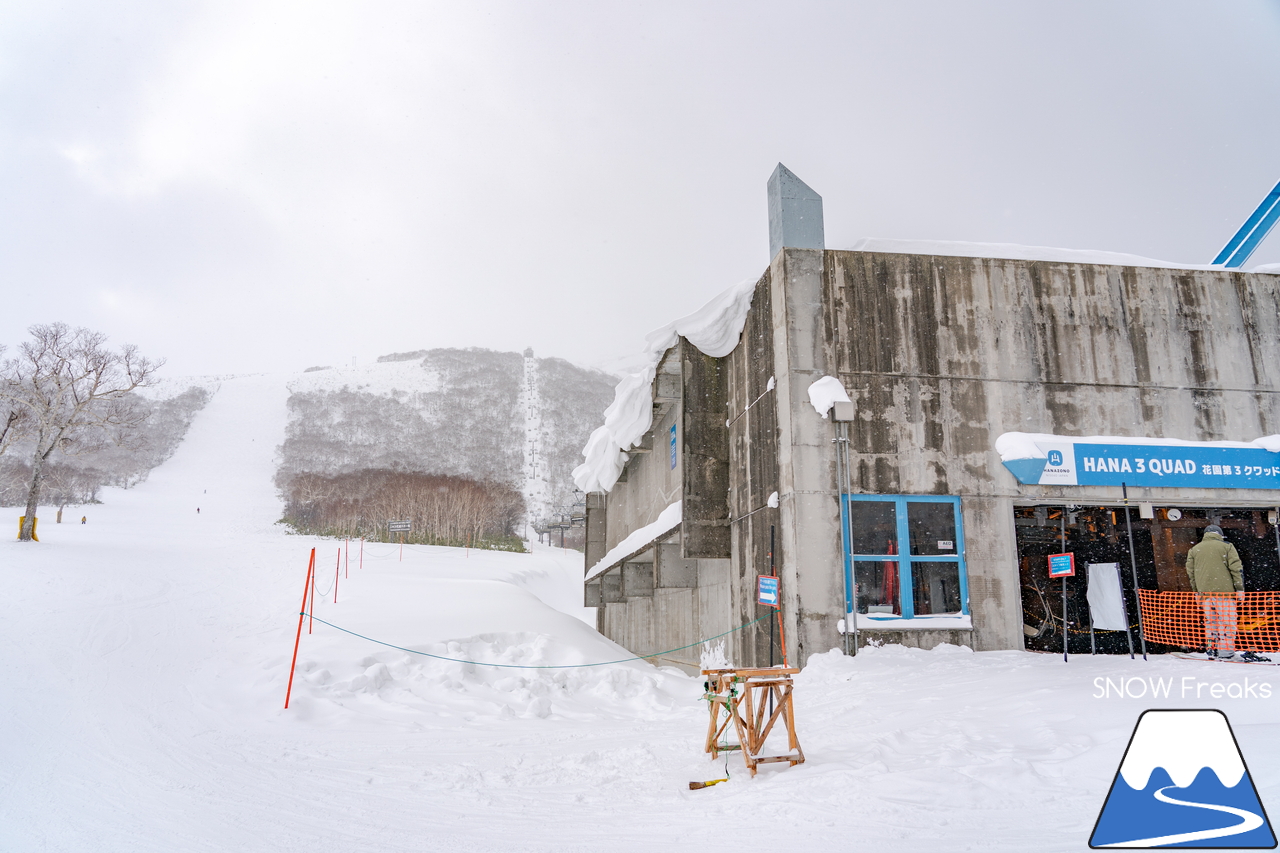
[757,575,780,608]
[1048,552,1076,578]
[387,520,411,533]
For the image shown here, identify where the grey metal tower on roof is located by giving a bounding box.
[767,163,824,260]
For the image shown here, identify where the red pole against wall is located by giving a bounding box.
[777,609,789,668]
[285,549,316,709]
[334,548,341,603]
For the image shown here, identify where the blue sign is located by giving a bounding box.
[757,575,779,607]
[1002,438,1280,490]
[670,424,677,470]
[1048,552,1075,578]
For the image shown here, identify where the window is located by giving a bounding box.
[841,495,968,619]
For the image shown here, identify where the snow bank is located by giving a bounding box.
[995,431,1280,461]
[806,375,851,418]
[584,500,681,580]
[302,632,699,723]
[573,279,757,493]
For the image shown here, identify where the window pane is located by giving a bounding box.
[912,562,962,615]
[854,559,901,615]
[848,501,897,555]
[908,501,957,556]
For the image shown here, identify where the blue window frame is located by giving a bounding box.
[839,495,969,619]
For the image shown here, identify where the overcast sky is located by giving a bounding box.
[3,1,1279,377]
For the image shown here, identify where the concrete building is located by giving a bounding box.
[579,164,1280,670]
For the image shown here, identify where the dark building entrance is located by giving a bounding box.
[1015,504,1280,653]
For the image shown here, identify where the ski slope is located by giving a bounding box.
[2,373,1279,852]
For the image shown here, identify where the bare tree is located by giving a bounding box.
[0,345,27,458]
[0,324,162,541]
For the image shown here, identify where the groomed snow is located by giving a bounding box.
[4,371,1280,853]
[573,279,756,493]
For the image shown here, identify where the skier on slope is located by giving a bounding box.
[1185,524,1269,662]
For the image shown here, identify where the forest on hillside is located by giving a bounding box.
[275,347,616,551]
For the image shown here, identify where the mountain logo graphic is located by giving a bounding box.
[1090,709,1276,848]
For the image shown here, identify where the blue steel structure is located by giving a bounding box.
[1214,179,1280,268]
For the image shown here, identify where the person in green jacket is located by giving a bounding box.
[1185,525,1268,662]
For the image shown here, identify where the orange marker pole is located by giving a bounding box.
[334,548,341,604]
[285,549,316,709]
[309,553,317,634]
[777,608,789,668]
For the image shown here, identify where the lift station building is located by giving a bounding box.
[575,165,1280,670]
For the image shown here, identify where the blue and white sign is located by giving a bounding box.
[669,424,677,470]
[757,575,780,607]
[1048,552,1075,578]
[999,434,1280,490]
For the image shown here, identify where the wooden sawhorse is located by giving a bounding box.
[702,667,804,776]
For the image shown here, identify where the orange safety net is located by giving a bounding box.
[1137,590,1280,653]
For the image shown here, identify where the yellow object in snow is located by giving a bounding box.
[17,516,38,541]
[688,778,728,790]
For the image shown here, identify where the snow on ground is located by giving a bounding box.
[3,372,1280,852]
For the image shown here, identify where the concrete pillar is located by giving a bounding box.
[584,492,607,573]
[769,247,844,667]
[584,579,602,608]
[601,569,624,603]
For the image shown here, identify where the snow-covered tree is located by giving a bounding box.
[0,324,162,541]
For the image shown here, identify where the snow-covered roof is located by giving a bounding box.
[574,240,1280,496]
[572,279,757,493]
[584,501,682,581]
[847,237,1280,274]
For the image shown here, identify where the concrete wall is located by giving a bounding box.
[593,536,732,673]
[599,348,684,555]
[587,246,1280,668]
[818,250,1280,654]
[587,341,735,672]
[726,270,785,667]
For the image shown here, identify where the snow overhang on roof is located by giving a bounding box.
[584,501,682,581]
[572,278,757,494]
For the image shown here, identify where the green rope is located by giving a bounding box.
[300,612,769,670]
